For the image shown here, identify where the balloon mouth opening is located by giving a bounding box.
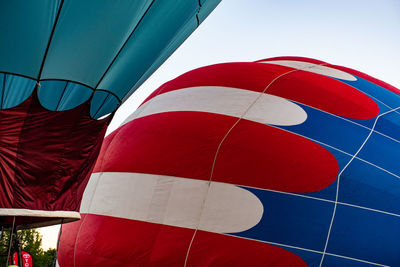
[0,72,120,120]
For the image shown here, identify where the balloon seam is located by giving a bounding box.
[94,0,156,90]
[318,105,400,267]
[36,0,65,81]
[183,66,307,266]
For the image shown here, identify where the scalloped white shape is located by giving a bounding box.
[81,172,263,234]
[124,86,307,126]
[260,60,357,81]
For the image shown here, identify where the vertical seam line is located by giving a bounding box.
[55,81,69,111]
[182,63,329,266]
[94,0,156,90]
[1,73,5,109]
[36,0,65,81]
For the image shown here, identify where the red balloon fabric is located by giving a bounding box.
[58,57,400,266]
[0,93,109,229]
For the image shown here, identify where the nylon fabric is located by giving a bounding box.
[0,93,109,228]
[57,57,400,266]
[120,16,199,102]
[89,91,120,119]
[97,0,201,99]
[38,80,93,111]
[0,0,221,116]
[0,0,61,77]
[0,74,36,109]
[40,0,152,87]
[59,214,307,266]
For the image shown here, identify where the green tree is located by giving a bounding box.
[0,229,12,265]
[0,229,56,267]
[20,229,44,266]
[41,249,56,267]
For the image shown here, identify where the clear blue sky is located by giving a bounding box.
[41,0,400,248]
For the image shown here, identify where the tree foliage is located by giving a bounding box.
[0,229,56,267]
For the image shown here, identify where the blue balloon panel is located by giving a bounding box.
[97,0,201,100]
[90,91,120,119]
[375,110,400,141]
[339,76,400,109]
[230,70,400,266]
[328,205,400,266]
[40,0,153,87]
[121,16,199,102]
[232,185,400,267]
[0,0,221,117]
[358,131,400,176]
[233,188,335,252]
[340,158,400,215]
[38,80,92,111]
[0,74,36,109]
[280,103,372,155]
[0,0,61,78]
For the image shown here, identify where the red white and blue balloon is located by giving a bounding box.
[58,57,400,266]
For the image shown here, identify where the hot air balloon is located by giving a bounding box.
[58,57,400,266]
[0,0,221,230]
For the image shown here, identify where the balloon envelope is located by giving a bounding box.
[0,0,220,229]
[58,57,400,266]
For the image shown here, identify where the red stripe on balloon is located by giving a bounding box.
[96,112,338,193]
[143,62,378,120]
[93,127,120,172]
[260,55,400,96]
[187,230,307,266]
[142,62,293,104]
[58,214,194,266]
[328,64,400,95]
[214,119,339,193]
[58,214,307,266]
[267,69,379,119]
[95,112,237,180]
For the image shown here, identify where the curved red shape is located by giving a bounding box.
[328,64,400,95]
[93,127,120,172]
[214,119,339,193]
[142,62,379,120]
[267,69,379,119]
[59,214,195,266]
[142,62,293,105]
[96,112,338,193]
[58,214,307,267]
[187,231,307,267]
[94,112,237,179]
[256,56,399,95]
